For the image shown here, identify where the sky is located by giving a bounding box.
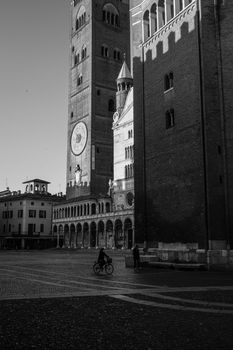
[0,0,70,194]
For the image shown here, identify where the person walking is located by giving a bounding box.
[132,244,140,271]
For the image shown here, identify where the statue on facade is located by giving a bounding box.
[75,164,82,186]
[108,179,114,196]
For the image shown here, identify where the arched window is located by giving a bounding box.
[151,3,157,34]
[84,204,87,216]
[81,45,87,60]
[143,10,150,41]
[113,49,121,61]
[165,108,175,129]
[125,165,128,178]
[158,0,165,29]
[166,0,174,21]
[77,74,83,86]
[108,99,115,112]
[103,3,119,27]
[164,72,173,91]
[76,6,86,31]
[101,45,109,57]
[106,202,110,213]
[179,0,184,11]
[91,203,96,215]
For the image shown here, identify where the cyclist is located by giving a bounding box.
[98,248,109,269]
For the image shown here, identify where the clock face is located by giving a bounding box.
[71,122,88,156]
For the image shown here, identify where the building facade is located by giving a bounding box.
[131,0,233,252]
[0,179,64,249]
[52,1,134,249]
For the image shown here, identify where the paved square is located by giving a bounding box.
[1,250,233,349]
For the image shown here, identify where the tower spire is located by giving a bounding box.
[116,59,133,114]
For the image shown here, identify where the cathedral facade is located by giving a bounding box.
[131,0,233,253]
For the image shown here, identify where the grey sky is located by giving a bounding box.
[0,0,70,194]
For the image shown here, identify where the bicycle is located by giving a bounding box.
[93,257,114,275]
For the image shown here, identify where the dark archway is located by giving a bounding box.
[90,222,96,247]
[106,220,113,248]
[98,221,105,247]
[77,223,82,247]
[115,219,123,249]
[124,218,133,249]
[70,224,76,248]
[83,222,89,248]
[64,224,69,247]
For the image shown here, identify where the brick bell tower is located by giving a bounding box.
[66,0,130,200]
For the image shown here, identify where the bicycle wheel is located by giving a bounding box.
[105,263,114,275]
[93,263,101,275]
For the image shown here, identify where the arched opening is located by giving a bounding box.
[83,222,89,248]
[70,224,76,248]
[84,204,87,216]
[124,218,133,249]
[98,221,105,247]
[106,202,110,213]
[58,224,64,248]
[76,5,86,31]
[106,220,113,248]
[64,224,69,248]
[166,0,174,21]
[151,3,157,34]
[91,203,96,215]
[77,223,82,247]
[115,219,123,249]
[143,10,150,41]
[158,0,165,29]
[103,3,119,27]
[90,222,96,247]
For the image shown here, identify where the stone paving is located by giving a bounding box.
[0,250,233,349]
